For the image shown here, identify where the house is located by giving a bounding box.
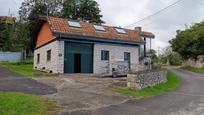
[0,16,15,24]
[33,16,154,75]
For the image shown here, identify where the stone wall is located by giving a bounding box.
[183,55,204,68]
[127,69,167,90]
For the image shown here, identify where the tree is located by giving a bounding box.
[150,49,159,64]
[62,0,104,23]
[0,20,29,52]
[19,0,104,51]
[19,0,62,51]
[169,21,204,60]
[160,46,182,65]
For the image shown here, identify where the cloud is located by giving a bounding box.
[0,0,23,17]
[96,0,204,50]
[1,0,204,50]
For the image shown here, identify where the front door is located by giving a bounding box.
[74,53,81,73]
[124,52,131,70]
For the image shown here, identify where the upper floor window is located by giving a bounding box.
[101,50,109,61]
[115,28,127,34]
[93,24,106,32]
[68,20,81,28]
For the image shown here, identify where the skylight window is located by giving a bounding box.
[115,28,127,34]
[68,20,81,28]
[93,24,106,31]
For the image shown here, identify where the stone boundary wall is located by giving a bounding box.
[127,69,167,90]
[183,55,204,68]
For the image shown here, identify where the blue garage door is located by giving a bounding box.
[64,42,93,73]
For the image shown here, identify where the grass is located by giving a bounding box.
[113,70,181,98]
[0,62,54,77]
[0,92,57,115]
[181,66,204,73]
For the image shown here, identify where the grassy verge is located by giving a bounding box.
[0,62,54,77]
[113,70,181,98]
[181,66,204,73]
[0,92,57,115]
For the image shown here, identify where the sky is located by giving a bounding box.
[0,0,204,51]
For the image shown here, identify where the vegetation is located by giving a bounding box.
[113,70,181,98]
[18,0,104,51]
[181,66,204,74]
[62,0,103,23]
[160,46,182,66]
[0,19,29,51]
[0,92,57,115]
[150,49,159,64]
[0,62,54,77]
[169,21,204,60]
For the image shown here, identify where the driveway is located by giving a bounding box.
[0,66,57,95]
[35,68,204,115]
[1,66,204,115]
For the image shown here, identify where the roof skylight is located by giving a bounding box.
[68,20,81,28]
[115,28,127,34]
[93,24,106,31]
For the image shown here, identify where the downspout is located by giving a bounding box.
[144,37,146,57]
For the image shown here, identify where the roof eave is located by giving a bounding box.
[54,32,145,46]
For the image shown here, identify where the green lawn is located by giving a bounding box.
[0,62,54,77]
[181,66,204,73]
[113,70,181,98]
[0,92,57,115]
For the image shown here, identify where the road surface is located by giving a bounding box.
[63,68,204,115]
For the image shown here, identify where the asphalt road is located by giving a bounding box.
[64,68,204,115]
[0,66,57,95]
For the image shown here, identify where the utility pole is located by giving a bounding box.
[8,8,11,17]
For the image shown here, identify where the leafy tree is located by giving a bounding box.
[0,20,30,52]
[160,46,182,65]
[19,0,104,51]
[150,49,159,64]
[169,21,204,60]
[62,0,104,23]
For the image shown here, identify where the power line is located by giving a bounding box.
[124,0,185,28]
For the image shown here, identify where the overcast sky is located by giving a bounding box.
[0,0,204,50]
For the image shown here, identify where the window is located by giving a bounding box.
[115,28,127,34]
[101,50,109,61]
[124,52,130,61]
[93,24,106,31]
[37,54,40,64]
[68,20,81,28]
[47,50,51,61]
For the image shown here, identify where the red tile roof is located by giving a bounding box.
[40,16,154,43]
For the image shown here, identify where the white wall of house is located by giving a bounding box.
[34,40,64,73]
[34,41,140,75]
[93,44,139,75]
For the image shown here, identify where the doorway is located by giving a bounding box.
[74,53,81,73]
[64,42,93,73]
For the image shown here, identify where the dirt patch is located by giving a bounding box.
[33,74,130,114]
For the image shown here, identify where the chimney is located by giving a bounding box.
[135,27,142,31]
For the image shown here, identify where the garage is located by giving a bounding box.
[64,42,93,73]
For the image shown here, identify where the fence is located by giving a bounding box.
[0,51,24,62]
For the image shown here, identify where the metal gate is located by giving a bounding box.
[64,42,93,73]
